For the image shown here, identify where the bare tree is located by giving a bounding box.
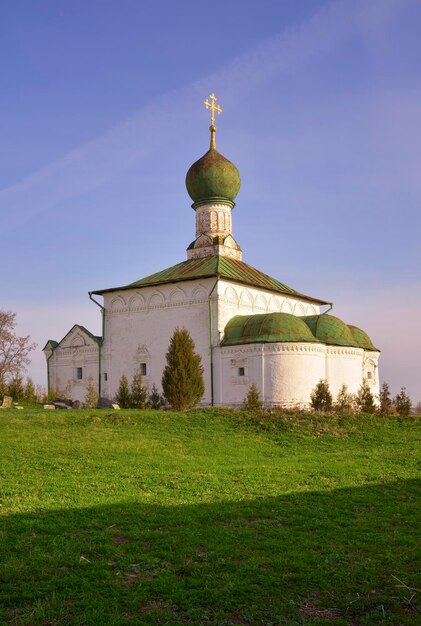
[0,310,36,391]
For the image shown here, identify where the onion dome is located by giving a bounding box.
[185,124,241,208]
[301,315,359,348]
[221,313,321,346]
[348,325,380,351]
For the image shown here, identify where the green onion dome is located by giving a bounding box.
[185,127,241,208]
[221,313,321,346]
[301,315,359,348]
[348,325,379,351]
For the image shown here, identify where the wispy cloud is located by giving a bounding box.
[2,0,406,234]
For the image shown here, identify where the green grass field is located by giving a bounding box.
[0,407,419,625]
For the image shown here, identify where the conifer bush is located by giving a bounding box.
[130,369,148,409]
[85,376,98,408]
[6,375,25,401]
[394,387,411,416]
[148,384,165,410]
[162,328,204,411]
[334,384,355,414]
[23,377,37,402]
[114,373,131,408]
[356,379,376,413]
[378,382,393,416]
[310,379,333,412]
[242,383,263,412]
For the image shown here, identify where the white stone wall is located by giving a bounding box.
[46,277,379,408]
[100,278,326,405]
[101,278,215,402]
[218,342,326,407]
[326,346,365,397]
[47,327,99,403]
[216,280,321,342]
[218,341,379,408]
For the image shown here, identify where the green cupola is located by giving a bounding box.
[186,93,243,261]
[185,145,241,208]
[185,94,241,209]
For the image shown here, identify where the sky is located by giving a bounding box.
[1,0,420,402]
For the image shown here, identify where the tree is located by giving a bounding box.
[85,377,98,408]
[334,384,355,414]
[378,382,393,416]
[0,310,36,391]
[394,387,411,417]
[242,383,263,412]
[162,328,204,411]
[310,379,333,412]
[130,369,148,409]
[356,380,376,414]
[148,384,165,410]
[24,377,37,403]
[7,374,25,401]
[114,373,131,408]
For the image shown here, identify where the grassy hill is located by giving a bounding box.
[0,407,419,625]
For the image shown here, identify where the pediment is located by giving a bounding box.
[58,325,99,349]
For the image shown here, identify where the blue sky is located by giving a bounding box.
[1,0,420,401]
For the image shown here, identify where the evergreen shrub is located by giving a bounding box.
[310,379,333,412]
[162,328,204,411]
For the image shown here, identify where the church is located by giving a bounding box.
[43,94,380,408]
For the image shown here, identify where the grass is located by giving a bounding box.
[0,406,419,625]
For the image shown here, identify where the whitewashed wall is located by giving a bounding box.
[218,341,379,407]
[218,342,326,407]
[216,279,321,343]
[47,276,379,407]
[102,278,215,402]
[47,327,99,403]
[326,346,365,397]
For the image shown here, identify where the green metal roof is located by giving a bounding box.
[42,339,58,351]
[92,256,329,305]
[56,325,102,348]
[301,315,359,348]
[221,313,322,346]
[348,325,380,352]
[221,313,379,351]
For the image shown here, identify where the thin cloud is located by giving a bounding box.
[0,0,399,234]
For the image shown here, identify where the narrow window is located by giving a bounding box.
[104,373,108,381]
[367,372,372,379]
[140,362,147,376]
[238,367,245,377]
[76,367,83,380]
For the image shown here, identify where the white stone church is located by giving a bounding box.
[44,96,380,407]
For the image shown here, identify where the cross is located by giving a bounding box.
[204,93,222,126]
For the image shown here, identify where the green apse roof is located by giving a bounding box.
[91,256,329,305]
[348,325,379,351]
[301,315,359,348]
[185,148,241,207]
[221,313,321,346]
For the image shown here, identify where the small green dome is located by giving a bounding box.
[348,325,379,351]
[302,315,359,348]
[221,313,321,346]
[186,148,241,207]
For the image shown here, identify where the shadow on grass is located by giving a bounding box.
[0,480,419,625]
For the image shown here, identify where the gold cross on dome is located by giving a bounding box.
[204,93,222,126]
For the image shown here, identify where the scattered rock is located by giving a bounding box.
[15,406,24,410]
[53,402,72,410]
[72,400,81,409]
[55,397,73,407]
[111,403,120,410]
[97,397,114,409]
[43,404,55,410]
[0,396,13,409]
